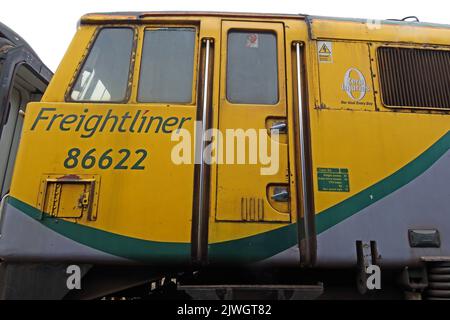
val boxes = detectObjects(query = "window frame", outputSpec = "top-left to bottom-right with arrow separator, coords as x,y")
65,25 -> 137,104
225,28 -> 281,106
135,25 -> 199,106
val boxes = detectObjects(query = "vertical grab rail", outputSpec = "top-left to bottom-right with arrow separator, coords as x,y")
194,38 -> 213,264
294,42 -> 315,266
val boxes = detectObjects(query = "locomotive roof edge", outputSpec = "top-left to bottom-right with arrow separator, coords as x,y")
78,11 -> 450,47
79,11 -> 450,30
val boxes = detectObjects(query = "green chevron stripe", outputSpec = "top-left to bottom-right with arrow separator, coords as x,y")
316,131 -> 450,234
7,197 -> 191,264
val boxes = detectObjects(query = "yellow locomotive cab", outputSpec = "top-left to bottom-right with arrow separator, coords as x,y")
0,12 -> 449,299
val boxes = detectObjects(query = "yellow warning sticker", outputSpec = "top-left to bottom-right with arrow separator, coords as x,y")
318,41 -> 333,63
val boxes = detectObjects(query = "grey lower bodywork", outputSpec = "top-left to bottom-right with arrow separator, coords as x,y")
0,202 -> 129,264
0,204 -> 167,299
263,150 -> 450,268
315,150 -> 450,268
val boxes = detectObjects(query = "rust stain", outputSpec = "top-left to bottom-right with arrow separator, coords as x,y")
57,174 -> 81,181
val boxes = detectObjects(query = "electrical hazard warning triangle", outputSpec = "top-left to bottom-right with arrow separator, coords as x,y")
319,43 -> 331,54
318,41 -> 333,63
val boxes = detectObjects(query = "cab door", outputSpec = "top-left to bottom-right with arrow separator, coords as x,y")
215,21 -> 291,223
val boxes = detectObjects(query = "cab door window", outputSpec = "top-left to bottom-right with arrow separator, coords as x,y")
226,31 -> 279,105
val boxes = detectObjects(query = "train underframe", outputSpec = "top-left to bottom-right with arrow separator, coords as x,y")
2,261 -> 449,300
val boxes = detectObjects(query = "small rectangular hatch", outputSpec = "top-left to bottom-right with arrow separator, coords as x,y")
37,174 -> 100,220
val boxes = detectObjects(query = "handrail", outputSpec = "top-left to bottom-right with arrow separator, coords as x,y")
294,42 -> 314,266
195,38 -> 212,263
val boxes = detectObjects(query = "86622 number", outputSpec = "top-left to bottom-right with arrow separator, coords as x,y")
64,148 -> 148,170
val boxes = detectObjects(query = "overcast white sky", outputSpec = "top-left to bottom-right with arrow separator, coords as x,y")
1,0 -> 448,71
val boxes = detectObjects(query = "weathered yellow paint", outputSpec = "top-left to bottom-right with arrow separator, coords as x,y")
310,109 -> 450,213
317,41 -> 375,111
12,103 -> 197,242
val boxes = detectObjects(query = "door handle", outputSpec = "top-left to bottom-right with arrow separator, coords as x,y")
270,121 -> 287,133
271,187 -> 289,202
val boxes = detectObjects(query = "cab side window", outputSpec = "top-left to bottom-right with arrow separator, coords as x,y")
226,31 -> 279,104
138,28 -> 196,103
70,28 -> 134,102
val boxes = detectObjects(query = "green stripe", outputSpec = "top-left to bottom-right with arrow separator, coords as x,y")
8,197 -> 191,264
7,131 -> 450,263
316,131 -> 450,234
